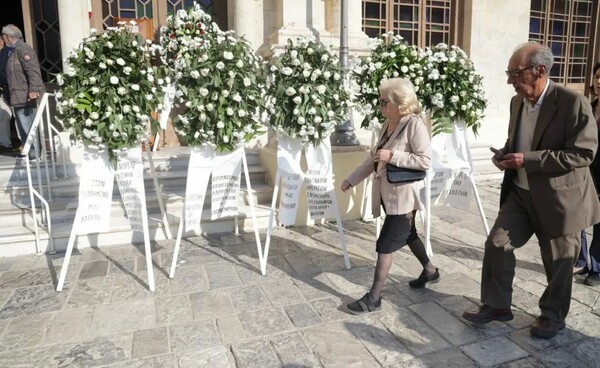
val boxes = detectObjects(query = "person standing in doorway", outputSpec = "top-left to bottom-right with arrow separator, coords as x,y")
462,42 -> 600,339
2,24 -> 44,159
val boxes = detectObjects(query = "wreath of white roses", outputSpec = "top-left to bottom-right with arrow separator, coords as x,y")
159,4 -> 267,151
353,33 -> 425,130
420,43 -> 488,135
55,26 -> 160,164
265,36 -> 353,145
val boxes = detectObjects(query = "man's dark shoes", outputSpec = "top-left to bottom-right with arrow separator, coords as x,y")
530,316 -> 565,339
573,266 -> 588,275
347,293 -> 381,315
462,304 -> 514,324
409,268 -> 440,288
584,273 -> 600,286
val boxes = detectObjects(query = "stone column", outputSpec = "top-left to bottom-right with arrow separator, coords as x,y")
308,0 -> 331,40
266,0 -> 312,51
57,0 -> 91,71
323,0 -> 369,53
462,0 -> 530,148
229,0 -> 264,50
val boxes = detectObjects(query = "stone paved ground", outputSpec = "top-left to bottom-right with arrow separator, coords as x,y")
0,179 -> 599,367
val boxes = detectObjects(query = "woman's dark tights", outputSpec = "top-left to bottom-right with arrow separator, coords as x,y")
368,237 -> 434,302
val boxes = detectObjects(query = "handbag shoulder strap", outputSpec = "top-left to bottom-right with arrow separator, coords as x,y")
390,117 -> 412,144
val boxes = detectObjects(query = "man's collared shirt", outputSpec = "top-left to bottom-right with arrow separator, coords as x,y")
514,78 -> 551,190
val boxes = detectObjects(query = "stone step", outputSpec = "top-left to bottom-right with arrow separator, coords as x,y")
0,182 -> 273,227
0,146 -> 275,256
0,147 -> 264,186
0,164 -> 268,201
0,202 -> 274,257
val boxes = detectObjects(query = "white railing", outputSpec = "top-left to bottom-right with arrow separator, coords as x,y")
21,92 -> 68,254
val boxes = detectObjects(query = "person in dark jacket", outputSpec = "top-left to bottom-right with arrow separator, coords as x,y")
0,36 -> 13,151
574,61 -> 600,286
1,24 -> 45,159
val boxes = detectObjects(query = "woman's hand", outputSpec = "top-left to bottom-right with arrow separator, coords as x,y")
375,149 -> 392,163
340,179 -> 352,192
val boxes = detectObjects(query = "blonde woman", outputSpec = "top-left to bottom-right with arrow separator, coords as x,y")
341,78 -> 439,314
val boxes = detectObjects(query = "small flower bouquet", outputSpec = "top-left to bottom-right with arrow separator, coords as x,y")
352,33 -> 425,130
265,36 -> 353,145
55,25 -> 160,164
159,4 -> 268,151
420,43 -> 487,135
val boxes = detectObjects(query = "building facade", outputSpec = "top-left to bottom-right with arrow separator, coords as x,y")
6,0 -> 600,149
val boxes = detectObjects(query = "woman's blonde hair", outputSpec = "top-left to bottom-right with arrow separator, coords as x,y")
379,78 -> 421,115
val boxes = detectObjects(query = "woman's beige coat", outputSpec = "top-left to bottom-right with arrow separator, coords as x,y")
345,114 -> 431,217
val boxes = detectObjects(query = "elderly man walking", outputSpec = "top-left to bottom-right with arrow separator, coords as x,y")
462,41 -> 600,339
2,24 -> 45,159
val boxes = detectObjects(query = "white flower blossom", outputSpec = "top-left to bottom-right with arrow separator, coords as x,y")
285,87 -> 297,96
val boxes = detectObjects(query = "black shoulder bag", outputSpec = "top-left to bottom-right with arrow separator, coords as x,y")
384,122 -> 427,183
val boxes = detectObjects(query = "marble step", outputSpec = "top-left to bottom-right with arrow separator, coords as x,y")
0,182 -> 273,228
0,201 -> 275,257
0,147 -> 264,185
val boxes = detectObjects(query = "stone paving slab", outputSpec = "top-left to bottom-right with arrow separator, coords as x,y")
0,180 -> 599,367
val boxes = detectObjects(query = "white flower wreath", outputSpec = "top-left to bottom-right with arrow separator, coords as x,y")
353,33 -> 487,136
353,33 -> 425,130
419,43 -> 487,135
55,25 -> 160,165
159,4 -> 268,151
265,36 -> 353,145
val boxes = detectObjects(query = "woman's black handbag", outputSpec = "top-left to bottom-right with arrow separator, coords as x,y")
381,121 -> 426,183
386,163 -> 426,183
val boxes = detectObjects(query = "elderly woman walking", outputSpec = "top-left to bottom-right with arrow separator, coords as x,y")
340,77 -> 439,314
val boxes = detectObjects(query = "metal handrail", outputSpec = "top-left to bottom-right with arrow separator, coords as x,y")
21,92 -> 68,254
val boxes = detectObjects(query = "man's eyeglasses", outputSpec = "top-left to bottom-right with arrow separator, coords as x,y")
379,99 -> 389,107
505,65 -> 535,78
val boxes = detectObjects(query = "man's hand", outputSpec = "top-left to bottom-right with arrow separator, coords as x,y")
27,92 -> 39,101
499,152 -> 525,169
340,179 -> 352,193
490,147 -> 505,170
